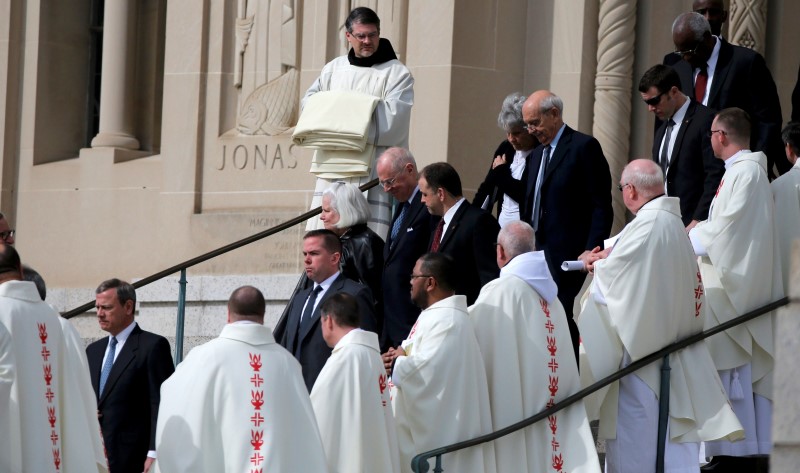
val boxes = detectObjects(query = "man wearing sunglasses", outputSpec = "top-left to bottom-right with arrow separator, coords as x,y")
638,64 -> 723,230
671,12 -> 788,177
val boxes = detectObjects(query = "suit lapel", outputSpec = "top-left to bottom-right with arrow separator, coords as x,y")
99,325 -> 140,405
707,40 -> 732,106
438,201 -> 469,251
668,102 -> 696,177
285,286 -> 312,352
385,193 -> 424,262
89,339 -> 107,397
543,126 -> 573,183
298,275 -> 344,343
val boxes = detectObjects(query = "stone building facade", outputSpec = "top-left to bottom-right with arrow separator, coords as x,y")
1,0 -> 797,345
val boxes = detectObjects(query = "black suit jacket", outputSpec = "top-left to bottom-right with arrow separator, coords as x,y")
474,140 -> 521,215
431,200 -> 500,304
381,191 -> 437,349
523,126 -> 613,314
653,100 -> 725,225
274,273 -> 376,391
86,324 -> 174,473
673,39 -> 789,174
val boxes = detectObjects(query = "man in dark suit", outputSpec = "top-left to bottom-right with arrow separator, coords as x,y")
639,64 -> 724,228
672,12 -> 789,176
418,162 -> 499,304
376,148 -> 437,350
274,229 -> 376,391
86,278 -> 174,473
520,90 -> 613,356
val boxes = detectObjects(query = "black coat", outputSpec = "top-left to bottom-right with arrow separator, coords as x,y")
474,140 -> 518,215
274,273 -> 376,391
86,324 -> 174,473
431,201 -> 500,305
381,191 -> 437,349
652,100 -> 724,225
340,223 -> 385,313
673,39 -> 789,174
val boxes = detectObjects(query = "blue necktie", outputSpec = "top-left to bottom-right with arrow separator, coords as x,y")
390,202 -> 408,247
99,336 -> 118,395
532,145 -> 551,231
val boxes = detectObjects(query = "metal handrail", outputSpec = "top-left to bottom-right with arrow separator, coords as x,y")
411,296 -> 790,473
62,178 -> 380,319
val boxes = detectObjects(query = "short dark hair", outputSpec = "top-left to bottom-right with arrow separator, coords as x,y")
345,7 -> 380,33
715,107 -> 751,144
638,64 -> 682,94
782,122 -> 800,156
22,265 -> 47,300
418,252 -> 457,293
0,243 -> 21,277
303,229 -> 342,254
228,286 -> 266,319
320,292 -> 361,328
419,162 -> 462,198
95,278 -> 136,307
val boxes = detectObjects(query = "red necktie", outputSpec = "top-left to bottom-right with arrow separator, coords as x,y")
430,219 -> 444,252
695,65 -> 708,103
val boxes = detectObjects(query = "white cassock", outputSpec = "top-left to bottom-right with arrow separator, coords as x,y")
155,322 -> 329,473
310,329 -> 400,473
391,295 -> 496,473
469,250 -> 600,473
771,160 -> 800,294
580,197 -> 743,473
302,53 -> 414,237
0,280 -> 108,473
690,151 -> 782,457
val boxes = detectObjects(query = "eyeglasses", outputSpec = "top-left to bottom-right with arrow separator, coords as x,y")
707,129 -> 727,137
350,31 -> 379,41
643,92 -> 664,106
410,273 -> 432,281
0,229 -> 14,241
673,42 -> 702,57
617,183 -> 631,192
379,171 -> 404,188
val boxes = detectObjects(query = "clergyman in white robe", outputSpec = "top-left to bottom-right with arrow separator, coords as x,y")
469,227 -> 600,473
689,150 -> 782,457
391,294 -> 496,473
0,279 -> 108,473
771,156 -> 800,295
155,322 -> 328,473
581,196 -> 744,472
310,328 -> 400,473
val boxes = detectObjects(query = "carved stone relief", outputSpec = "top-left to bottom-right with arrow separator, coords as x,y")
728,0 -> 767,54
234,0 -> 300,136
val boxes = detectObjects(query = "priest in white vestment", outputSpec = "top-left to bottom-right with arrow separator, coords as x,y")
688,108 -> 782,469
469,220 -> 600,473
387,253 -> 496,473
580,160 -> 743,473
772,122 -> 800,294
310,292 -> 400,473
300,7 -> 414,236
0,244 -> 108,473
155,286 -> 328,473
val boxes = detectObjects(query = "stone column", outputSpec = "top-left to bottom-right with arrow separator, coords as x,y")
592,0 -> 637,233
90,0 -> 140,150
772,241 -> 800,472
728,0 -> 767,54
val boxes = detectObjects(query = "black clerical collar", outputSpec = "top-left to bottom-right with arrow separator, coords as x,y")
348,38 -> 398,67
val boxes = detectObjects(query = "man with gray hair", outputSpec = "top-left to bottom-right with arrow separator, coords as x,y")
580,160 -> 743,473
376,147 -> 437,350
671,11 -> 787,176
522,90 -> 613,359
469,220 -> 599,473
475,93 -> 540,225
0,212 -> 15,245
